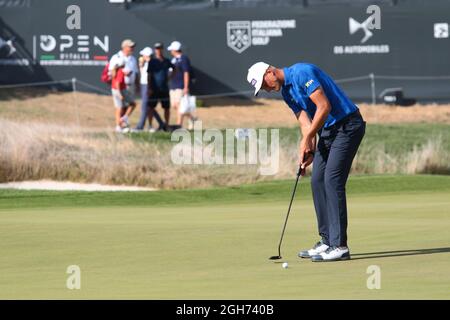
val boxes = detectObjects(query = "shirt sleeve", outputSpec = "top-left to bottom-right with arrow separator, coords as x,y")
297,66 -> 321,97
108,55 -> 118,71
180,56 -> 191,73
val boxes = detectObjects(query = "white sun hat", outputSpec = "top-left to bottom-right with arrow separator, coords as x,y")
167,41 -> 182,51
139,47 -> 153,57
247,62 -> 270,96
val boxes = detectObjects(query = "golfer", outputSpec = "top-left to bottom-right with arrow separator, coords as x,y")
247,62 -> 366,262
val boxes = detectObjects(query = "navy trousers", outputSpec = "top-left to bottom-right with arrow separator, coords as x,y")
311,110 -> 366,247
136,84 -> 165,130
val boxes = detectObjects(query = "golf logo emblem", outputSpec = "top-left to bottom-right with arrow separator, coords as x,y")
251,78 -> 257,87
334,5 -> 389,55
40,35 -> 57,52
227,21 -> 251,54
33,5 -> 109,66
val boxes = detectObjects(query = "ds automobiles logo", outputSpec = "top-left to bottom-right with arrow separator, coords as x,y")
348,5 -> 381,44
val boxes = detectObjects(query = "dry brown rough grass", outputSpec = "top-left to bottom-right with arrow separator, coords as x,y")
0,90 -> 449,189
1,90 -> 450,129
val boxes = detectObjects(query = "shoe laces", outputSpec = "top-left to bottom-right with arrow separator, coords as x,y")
325,246 -> 338,254
313,240 -> 324,249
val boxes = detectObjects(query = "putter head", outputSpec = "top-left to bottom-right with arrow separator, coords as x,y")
269,255 -> 282,260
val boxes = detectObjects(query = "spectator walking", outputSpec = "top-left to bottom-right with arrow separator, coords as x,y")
135,46 -> 166,132
167,40 -> 195,128
135,47 -> 153,131
109,39 -> 139,129
110,57 -> 133,132
147,42 -> 172,131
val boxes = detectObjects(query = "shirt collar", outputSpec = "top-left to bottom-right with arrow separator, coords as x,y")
283,67 -> 292,86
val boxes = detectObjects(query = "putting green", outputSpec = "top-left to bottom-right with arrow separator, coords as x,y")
0,175 -> 449,299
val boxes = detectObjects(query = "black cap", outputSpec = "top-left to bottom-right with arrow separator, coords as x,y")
154,42 -> 163,49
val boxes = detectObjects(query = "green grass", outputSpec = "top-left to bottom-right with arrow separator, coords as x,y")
1,175 -> 449,209
0,175 -> 449,299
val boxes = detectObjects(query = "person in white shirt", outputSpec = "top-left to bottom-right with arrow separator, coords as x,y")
108,39 -> 139,129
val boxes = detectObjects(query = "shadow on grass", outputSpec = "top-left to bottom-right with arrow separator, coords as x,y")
351,247 -> 450,260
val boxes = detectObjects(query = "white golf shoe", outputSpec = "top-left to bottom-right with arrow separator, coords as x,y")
311,246 -> 351,262
120,115 -> 130,128
298,240 -> 330,258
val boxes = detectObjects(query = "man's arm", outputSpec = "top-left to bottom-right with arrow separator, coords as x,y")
296,110 -> 316,173
298,87 -> 331,171
297,110 -> 312,140
182,57 -> 191,95
183,71 -> 190,95
306,87 -> 331,138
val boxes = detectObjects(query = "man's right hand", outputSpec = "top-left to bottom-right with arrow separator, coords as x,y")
300,152 -> 314,175
299,136 -> 315,175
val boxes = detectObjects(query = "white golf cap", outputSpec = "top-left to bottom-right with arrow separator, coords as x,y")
139,47 -> 153,56
167,41 -> 182,51
247,62 -> 270,96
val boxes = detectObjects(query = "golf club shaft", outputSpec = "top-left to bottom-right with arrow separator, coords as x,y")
277,166 -> 302,257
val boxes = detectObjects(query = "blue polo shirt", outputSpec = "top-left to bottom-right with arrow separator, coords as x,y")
281,63 -> 358,128
170,54 -> 191,90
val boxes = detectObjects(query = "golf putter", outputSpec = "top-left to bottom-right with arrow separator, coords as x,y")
269,165 -> 303,260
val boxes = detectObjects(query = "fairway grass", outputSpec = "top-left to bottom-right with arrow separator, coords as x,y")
0,175 -> 449,299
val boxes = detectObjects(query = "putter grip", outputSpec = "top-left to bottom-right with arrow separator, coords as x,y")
298,151 -> 313,177
296,165 -> 302,177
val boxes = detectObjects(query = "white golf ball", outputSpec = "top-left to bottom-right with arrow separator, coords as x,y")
282,262 -> 288,269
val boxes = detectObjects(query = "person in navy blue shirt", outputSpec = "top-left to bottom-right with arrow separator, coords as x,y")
167,40 -> 196,128
247,62 -> 366,262
147,42 -> 172,131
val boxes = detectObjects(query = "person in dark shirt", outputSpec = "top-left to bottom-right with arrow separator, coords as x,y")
167,40 -> 195,128
147,42 -> 172,131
